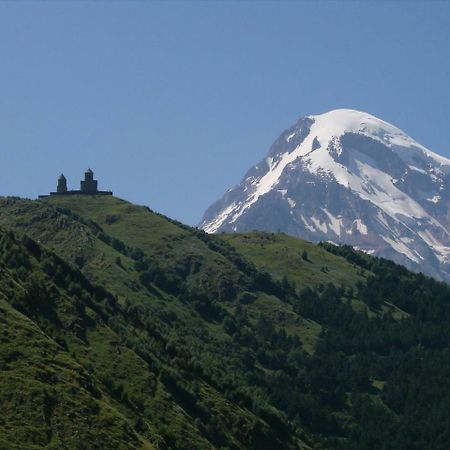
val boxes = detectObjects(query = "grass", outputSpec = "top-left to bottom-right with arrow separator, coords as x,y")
220,231 -> 365,289
0,296 -> 152,450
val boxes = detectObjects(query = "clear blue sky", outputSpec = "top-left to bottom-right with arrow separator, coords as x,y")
0,1 -> 449,225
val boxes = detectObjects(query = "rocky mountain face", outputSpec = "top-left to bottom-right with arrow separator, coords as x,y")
200,109 -> 450,281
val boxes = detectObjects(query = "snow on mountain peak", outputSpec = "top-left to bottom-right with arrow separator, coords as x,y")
307,109 -> 398,145
305,109 -> 450,168
308,109 -> 409,144
203,109 -> 448,234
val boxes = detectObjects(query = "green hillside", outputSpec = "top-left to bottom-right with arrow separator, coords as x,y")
1,195 -> 450,449
222,232 -> 365,288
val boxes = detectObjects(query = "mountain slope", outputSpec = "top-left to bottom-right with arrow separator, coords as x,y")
0,196 -> 317,449
200,109 -> 450,281
4,195 -> 450,448
0,228 -> 156,450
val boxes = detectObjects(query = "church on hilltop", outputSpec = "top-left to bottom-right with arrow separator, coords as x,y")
40,169 -> 112,198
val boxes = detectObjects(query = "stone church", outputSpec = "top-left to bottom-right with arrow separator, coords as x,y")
40,169 -> 112,197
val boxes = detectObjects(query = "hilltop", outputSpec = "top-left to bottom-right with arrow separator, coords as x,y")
2,195 -> 450,449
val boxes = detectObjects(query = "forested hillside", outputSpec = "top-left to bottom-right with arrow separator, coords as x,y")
1,195 -> 450,449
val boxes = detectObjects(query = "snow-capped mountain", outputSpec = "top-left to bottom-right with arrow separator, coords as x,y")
200,109 -> 450,281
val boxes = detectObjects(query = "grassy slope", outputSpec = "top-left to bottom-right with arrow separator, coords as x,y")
0,265 -> 153,450
42,195 -> 247,295
42,196 -> 314,447
220,232 -> 376,349
0,225 -> 212,449
221,232 -> 364,289
0,194 -> 426,450
33,196 -> 324,353
0,196 -> 313,449
43,196 -> 363,288
39,196 -> 367,350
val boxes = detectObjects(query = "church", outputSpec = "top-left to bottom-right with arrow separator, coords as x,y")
40,169 -> 112,197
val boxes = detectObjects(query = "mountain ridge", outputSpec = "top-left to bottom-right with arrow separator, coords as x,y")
201,109 -> 450,281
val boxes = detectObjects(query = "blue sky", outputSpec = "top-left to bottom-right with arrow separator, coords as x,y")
0,1 -> 449,225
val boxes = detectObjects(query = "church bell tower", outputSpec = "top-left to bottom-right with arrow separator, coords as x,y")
57,174 -> 67,193
80,168 -> 98,193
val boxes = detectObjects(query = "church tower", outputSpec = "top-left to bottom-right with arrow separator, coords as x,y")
57,174 -> 67,193
80,168 -> 98,193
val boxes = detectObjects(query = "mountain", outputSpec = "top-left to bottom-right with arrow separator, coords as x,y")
4,195 -> 450,448
200,109 -> 450,281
